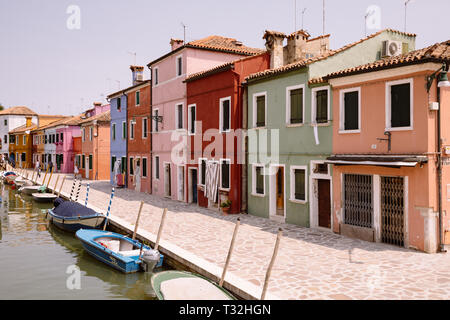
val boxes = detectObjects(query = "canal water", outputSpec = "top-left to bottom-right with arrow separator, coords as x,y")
0,183 -> 162,300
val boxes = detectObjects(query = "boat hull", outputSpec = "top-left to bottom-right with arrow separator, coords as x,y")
32,193 -> 58,203
20,186 -> 44,195
47,209 -> 105,232
76,229 -> 163,273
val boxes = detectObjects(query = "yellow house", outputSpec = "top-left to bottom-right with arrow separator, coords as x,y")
8,116 -> 36,168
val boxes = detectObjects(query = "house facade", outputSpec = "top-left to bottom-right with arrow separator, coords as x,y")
148,35 -> 264,202
108,86 -> 128,186
185,52 -> 270,213
8,116 -> 36,168
54,116 -> 82,173
79,105 -> 111,180
126,76 -> 151,193
244,29 -> 416,228
325,40 -> 450,253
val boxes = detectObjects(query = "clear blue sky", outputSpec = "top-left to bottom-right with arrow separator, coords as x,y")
1,0 -> 449,116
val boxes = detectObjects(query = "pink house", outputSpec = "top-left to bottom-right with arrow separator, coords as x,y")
325,40 -> 450,253
147,36 -> 264,201
54,115 -> 83,173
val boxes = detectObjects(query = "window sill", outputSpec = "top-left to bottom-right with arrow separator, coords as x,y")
338,129 -> 360,134
251,192 -> 265,198
286,123 -> 304,128
311,122 -> 331,127
385,126 -> 413,132
289,198 -> 307,204
252,126 -> 266,130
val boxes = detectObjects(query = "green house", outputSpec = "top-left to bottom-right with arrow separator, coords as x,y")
244,29 -> 416,228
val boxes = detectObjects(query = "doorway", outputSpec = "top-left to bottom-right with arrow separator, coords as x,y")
164,163 -> 171,197
317,179 -> 331,228
269,165 -> 285,221
381,176 -> 405,247
85,155 -> 89,179
178,165 -> 185,201
188,168 -> 198,204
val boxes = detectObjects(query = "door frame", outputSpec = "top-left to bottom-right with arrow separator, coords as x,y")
188,167 -> 198,204
269,163 -> 286,223
309,160 -> 333,231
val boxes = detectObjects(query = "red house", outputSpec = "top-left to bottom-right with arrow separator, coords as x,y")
185,53 -> 270,213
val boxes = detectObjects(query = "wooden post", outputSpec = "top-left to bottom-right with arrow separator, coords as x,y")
132,201 -> 144,240
154,208 -> 168,251
52,174 -> 60,194
41,167 -> 49,186
57,176 -> 66,197
31,168 -> 36,184
261,228 -> 282,300
46,167 -> 54,188
219,218 -> 240,287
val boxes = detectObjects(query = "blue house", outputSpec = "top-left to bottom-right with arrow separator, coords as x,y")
107,90 -> 128,186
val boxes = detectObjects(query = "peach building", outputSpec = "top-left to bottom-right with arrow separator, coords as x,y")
325,40 -> 450,253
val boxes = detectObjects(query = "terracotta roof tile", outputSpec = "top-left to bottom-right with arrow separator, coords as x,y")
79,110 -> 111,125
9,123 -> 37,134
325,40 -> 450,79
246,28 -> 417,82
0,106 -> 37,116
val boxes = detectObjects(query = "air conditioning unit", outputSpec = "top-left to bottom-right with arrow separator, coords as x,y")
382,40 -> 403,57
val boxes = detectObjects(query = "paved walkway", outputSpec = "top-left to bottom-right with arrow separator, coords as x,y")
29,170 -> 450,300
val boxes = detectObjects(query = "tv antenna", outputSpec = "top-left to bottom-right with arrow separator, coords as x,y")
181,22 -> 187,43
301,8 -> 307,30
404,0 -> 412,32
128,51 -> 137,65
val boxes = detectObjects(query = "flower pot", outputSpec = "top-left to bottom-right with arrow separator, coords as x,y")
221,206 -> 230,214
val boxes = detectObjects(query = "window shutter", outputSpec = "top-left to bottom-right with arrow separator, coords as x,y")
391,83 -> 410,128
222,100 -> 230,131
256,96 -> 265,127
344,91 -> 359,130
290,88 -> 303,124
294,169 -> 305,200
315,90 -> 328,123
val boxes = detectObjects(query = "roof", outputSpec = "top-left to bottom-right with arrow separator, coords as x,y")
9,123 -> 37,134
0,106 -> 37,116
184,52 -> 268,83
107,80 -> 150,99
79,110 -> 111,125
325,40 -> 450,80
147,35 -> 265,67
245,29 -> 417,83
30,116 -> 70,132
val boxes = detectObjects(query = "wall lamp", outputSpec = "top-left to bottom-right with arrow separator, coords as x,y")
150,115 -> 163,123
426,63 -> 450,93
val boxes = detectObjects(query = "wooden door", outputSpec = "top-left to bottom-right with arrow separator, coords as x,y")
318,179 -> 331,228
276,167 -> 284,216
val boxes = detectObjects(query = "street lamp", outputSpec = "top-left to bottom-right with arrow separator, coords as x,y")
426,64 -> 450,92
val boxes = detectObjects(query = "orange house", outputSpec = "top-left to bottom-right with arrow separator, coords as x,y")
79,110 -> 111,180
8,116 -> 36,168
325,40 -> 450,253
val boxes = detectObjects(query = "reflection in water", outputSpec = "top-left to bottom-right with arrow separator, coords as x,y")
0,183 -> 161,299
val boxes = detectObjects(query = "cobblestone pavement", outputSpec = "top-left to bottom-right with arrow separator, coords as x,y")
33,171 -> 450,300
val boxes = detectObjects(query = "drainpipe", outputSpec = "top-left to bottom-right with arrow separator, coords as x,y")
241,81 -> 248,214
148,67 -> 153,195
437,82 -> 444,252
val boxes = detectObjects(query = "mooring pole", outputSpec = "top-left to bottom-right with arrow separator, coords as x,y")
84,183 -> 90,206
154,208 -> 168,251
261,228 -> 282,300
103,187 -> 115,231
52,174 -> 60,194
219,218 -> 240,287
132,201 -> 144,240
57,175 -> 66,197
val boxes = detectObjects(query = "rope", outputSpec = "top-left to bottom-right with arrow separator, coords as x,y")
85,183 -> 90,206
74,180 -> 81,202
69,178 -> 76,201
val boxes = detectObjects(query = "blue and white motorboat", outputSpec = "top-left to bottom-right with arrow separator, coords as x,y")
76,229 -> 163,273
47,199 -> 105,232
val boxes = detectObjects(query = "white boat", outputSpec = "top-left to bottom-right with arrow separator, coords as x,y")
32,192 -> 57,202
19,185 -> 45,195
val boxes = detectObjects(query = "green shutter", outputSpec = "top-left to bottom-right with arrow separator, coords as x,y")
256,96 -> 265,127
315,90 -> 328,123
290,88 -> 303,124
344,91 -> 359,130
294,169 -> 305,200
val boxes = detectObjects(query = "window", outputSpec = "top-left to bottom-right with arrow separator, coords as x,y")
130,120 -> 135,140
82,128 -> 85,142
16,136 -> 18,145
117,97 -> 121,110
142,158 -> 147,177
220,159 -> 231,190
89,155 -> 93,170
3,135 -> 6,144
175,103 -> 183,129
176,55 -> 182,77
253,92 -> 266,128
286,85 -> 305,125
121,156 -> 127,174
142,118 -> 148,138
188,104 -> 196,135
4,119 -> 7,126
82,155 -> 85,169
56,133 -> 59,143
386,78 -> 413,130
89,127 -> 93,141
112,123 -> 116,140
339,87 -> 360,132
23,135 -> 26,145
60,132 -> 63,142
153,109 -> 159,132
111,156 -> 116,172
129,157 -> 134,175
155,156 -> 160,179
136,91 -> 140,106
312,86 -> 330,124
199,158 -> 206,186
21,153 -> 26,162
220,97 -> 231,132
122,121 -> 126,139
251,164 -> 265,196
154,67 -> 159,86
290,166 -> 307,202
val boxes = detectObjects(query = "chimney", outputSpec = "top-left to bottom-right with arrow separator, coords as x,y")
25,116 -> 32,128
170,38 -> 184,51
286,30 -> 310,64
263,30 -> 286,69
130,65 -> 144,85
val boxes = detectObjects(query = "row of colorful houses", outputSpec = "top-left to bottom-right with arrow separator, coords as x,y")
5,28 -> 450,253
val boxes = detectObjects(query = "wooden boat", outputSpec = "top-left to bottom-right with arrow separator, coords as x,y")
76,229 -> 163,273
32,192 -> 58,203
4,173 -> 17,185
19,185 -> 45,195
13,178 -> 32,187
151,270 -> 236,300
47,199 -> 105,232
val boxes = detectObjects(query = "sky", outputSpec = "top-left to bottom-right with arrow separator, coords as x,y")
1,0 -> 449,116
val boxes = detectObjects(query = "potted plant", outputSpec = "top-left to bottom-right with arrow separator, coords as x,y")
220,200 -> 232,214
